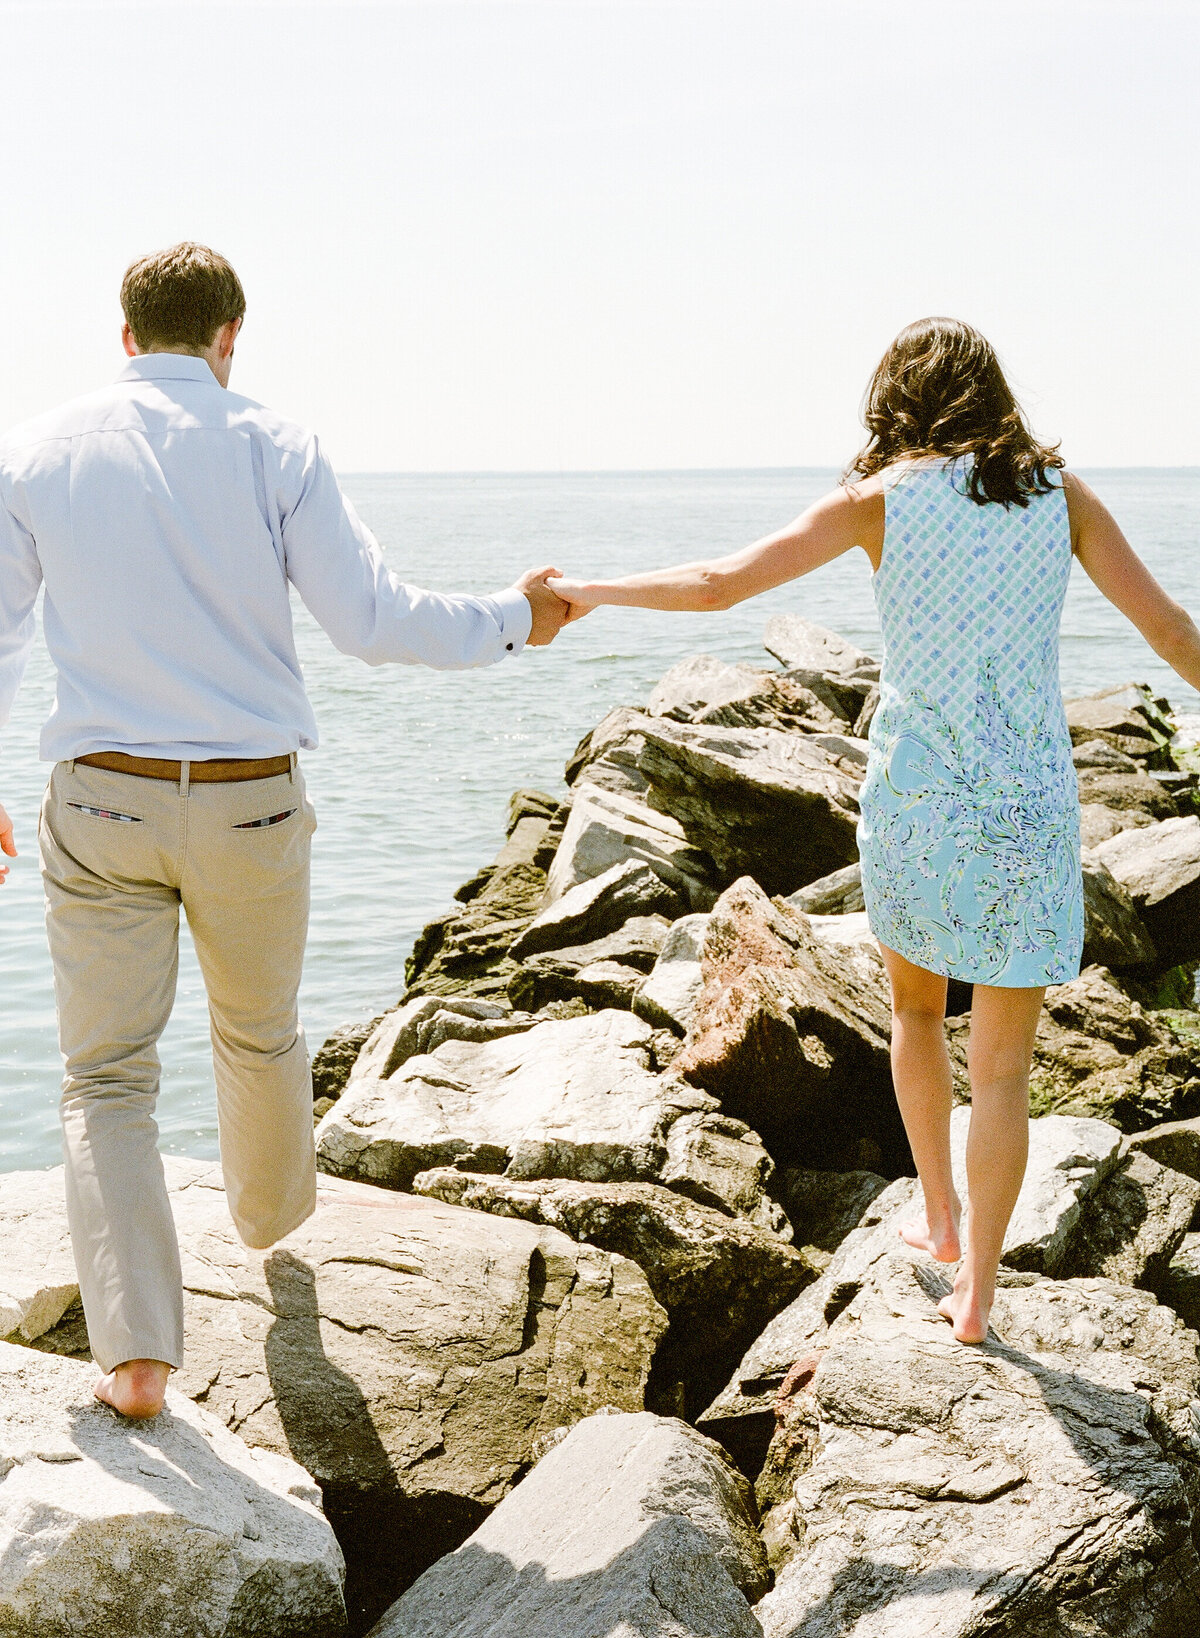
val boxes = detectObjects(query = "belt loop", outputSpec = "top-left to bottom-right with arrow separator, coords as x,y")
180,760 -> 191,799
289,752 -> 297,785
64,758 -> 75,775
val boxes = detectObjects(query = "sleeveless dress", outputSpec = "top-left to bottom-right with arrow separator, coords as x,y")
857,458 -> 1083,986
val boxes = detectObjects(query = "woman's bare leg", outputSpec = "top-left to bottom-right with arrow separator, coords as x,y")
878,943 -> 961,1262
939,981 -> 1045,1344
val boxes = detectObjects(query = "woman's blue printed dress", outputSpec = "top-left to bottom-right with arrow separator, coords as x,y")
858,459 -> 1083,986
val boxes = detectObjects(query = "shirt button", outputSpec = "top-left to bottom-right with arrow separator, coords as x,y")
506,642 -> 514,651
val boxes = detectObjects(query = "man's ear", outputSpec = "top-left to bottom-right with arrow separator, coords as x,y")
216,317 -> 242,360
121,322 -> 139,358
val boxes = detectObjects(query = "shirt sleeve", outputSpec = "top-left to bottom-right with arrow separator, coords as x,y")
278,436 -> 533,667
0,485 -> 41,728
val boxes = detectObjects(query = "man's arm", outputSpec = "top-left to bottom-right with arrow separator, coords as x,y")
279,437 -> 564,665
0,483 -> 43,876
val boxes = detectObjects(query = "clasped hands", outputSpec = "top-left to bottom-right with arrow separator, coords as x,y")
515,566 -> 593,647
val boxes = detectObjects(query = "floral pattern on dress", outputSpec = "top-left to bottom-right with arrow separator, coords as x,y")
857,460 -> 1082,986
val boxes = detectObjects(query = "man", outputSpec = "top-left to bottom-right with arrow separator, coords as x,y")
0,242 -> 569,1419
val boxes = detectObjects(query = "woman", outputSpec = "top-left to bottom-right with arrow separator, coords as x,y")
548,317 -> 1200,1345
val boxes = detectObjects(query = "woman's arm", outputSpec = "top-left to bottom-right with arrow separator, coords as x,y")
547,480 -> 883,616
1065,472 -> 1200,693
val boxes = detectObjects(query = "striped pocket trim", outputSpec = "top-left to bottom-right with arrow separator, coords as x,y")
66,802 -> 142,823
233,808 -> 298,830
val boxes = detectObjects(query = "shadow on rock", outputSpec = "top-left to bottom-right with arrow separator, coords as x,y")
262,1250 -> 486,1637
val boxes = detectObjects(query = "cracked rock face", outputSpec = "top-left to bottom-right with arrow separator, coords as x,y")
316,1009 -> 784,1228
0,1340 -> 346,1638
0,1162 -> 666,1635
369,1411 -> 769,1638
409,1169 -> 817,1419
674,878 -> 907,1175
749,1253 -> 1200,1638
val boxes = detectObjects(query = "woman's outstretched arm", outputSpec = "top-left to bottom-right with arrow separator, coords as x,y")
1065,472 -> 1200,692
547,480 -> 883,616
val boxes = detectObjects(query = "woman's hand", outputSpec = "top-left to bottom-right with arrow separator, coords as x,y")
544,577 -> 600,622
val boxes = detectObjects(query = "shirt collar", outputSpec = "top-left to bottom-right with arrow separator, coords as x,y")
117,353 -> 220,386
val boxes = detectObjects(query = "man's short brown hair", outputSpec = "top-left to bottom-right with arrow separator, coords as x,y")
120,242 -> 246,352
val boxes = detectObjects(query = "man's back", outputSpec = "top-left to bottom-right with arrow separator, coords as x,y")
0,354 -> 532,763
2,354 -> 316,760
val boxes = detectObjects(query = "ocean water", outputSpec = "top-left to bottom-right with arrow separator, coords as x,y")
1,467 -> 1197,1172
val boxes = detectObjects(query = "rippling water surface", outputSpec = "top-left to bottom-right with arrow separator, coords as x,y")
1,468 -> 1197,1170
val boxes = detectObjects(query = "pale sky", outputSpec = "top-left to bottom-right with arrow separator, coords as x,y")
0,0 -> 1195,472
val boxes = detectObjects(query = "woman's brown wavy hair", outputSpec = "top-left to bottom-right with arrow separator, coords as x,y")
846,317 -> 1064,507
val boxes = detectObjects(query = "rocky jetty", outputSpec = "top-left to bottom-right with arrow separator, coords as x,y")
7,615 -> 1200,1636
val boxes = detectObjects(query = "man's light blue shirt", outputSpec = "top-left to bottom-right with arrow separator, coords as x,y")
0,353 -> 533,762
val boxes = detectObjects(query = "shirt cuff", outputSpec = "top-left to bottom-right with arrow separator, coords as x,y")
491,585 -> 534,658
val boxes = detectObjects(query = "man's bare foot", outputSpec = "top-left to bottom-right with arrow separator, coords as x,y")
899,1198 -> 962,1262
94,1358 -> 171,1419
937,1274 -> 991,1345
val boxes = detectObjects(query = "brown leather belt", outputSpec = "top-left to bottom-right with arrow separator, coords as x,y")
76,751 -> 294,784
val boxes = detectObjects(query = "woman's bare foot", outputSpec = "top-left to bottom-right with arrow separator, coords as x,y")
937,1272 -> 991,1344
899,1197 -> 962,1262
94,1358 -> 172,1419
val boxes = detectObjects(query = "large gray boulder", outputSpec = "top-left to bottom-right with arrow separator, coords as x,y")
786,861 -> 865,915
352,995 -> 538,1085
632,912 -> 710,1035
1092,815 -> 1200,966
1127,1115 -> 1200,1180
674,878 -> 906,1175
780,1167 -> 889,1260
410,1169 -> 816,1418
1080,851 -> 1158,968
0,1162 -> 667,1634
368,1411 -> 768,1638
0,1341 -> 346,1638
749,1251 -> 1200,1637
1058,1146 -> 1200,1292
703,1112 -> 1133,1445
317,1009 -> 783,1227
545,753 -> 718,908
510,860 -> 684,960
648,653 -> 844,733
508,916 -> 670,1012
762,614 -> 880,680
949,1106 -> 1124,1275
1064,682 -> 1175,761
561,708 -> 865,900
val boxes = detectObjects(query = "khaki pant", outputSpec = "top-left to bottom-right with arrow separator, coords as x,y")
39,759 -> 318,1373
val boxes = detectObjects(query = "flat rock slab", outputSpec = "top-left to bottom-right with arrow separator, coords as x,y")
369,1411 -> 768,1638
511,859 -> 684,959
0,1162 -> 666,1634
353,996 -> 537,1086
786,862 -> 865,915
317,1009 -> 781,1227
751,1253 -> 1200,1638
0,1341 -> 346,1638
1092,815 -> 1200,966
949,1106 -> 1124,1274
410,1169 -> 817,1418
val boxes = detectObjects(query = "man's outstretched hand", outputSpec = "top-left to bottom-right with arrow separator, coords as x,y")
516,564 -> 574,647
0,803 -> 15,884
